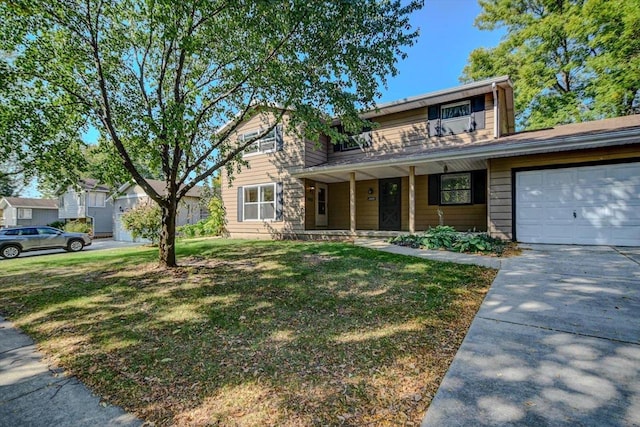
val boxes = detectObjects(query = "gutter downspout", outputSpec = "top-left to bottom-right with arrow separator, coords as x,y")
85,192 -> 95,239
492,82 -> 499,138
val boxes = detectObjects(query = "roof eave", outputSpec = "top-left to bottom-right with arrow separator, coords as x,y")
291,128 -> 640,177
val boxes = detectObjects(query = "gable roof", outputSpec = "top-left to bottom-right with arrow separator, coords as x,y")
78,178 -> 111,192
0,197 -> 58,209
115,179 -> 203,199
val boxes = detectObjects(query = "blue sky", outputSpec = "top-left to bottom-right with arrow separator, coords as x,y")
24,1 -> 503,197
379,0 -> 504,103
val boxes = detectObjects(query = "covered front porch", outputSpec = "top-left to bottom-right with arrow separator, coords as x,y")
293,158 -> 489,234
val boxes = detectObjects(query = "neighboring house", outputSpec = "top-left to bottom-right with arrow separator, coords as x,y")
221,75 -> 640,246
112,179 -> 204,242
0,197 -> 59,228
58,178 -> 114,238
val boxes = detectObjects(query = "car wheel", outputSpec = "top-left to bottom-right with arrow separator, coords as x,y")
68,239 -> 85,252
1,245 -> 21,259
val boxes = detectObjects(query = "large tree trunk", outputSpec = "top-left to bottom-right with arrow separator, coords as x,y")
159,201 -> 178,267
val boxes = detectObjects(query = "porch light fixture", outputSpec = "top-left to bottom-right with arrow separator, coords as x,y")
443,164 -> 448,174
308,184 -> 316,192
368,187 -> 374,195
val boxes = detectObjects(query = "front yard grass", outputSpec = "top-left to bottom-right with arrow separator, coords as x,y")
0,239 -> 496,426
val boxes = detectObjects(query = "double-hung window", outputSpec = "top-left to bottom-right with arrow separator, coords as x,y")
243,183 -> 276,221
440,173 -> 472,205
87,192 -> 106,207
428,170 -> 487,206
241,128 -> 277,155
17,208 -> 32,219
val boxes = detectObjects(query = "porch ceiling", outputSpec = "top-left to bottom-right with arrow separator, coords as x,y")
298,158 -> 487,183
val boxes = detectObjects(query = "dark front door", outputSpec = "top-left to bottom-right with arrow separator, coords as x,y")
379,178 -> 401,230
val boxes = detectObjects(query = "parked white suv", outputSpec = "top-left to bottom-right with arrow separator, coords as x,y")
0,226 -> 92,259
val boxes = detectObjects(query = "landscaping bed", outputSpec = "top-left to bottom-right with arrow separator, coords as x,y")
0,239 -> 496,426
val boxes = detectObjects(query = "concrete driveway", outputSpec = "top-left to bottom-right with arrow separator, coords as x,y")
423,245 -> 640,426
3,239 -> 145,259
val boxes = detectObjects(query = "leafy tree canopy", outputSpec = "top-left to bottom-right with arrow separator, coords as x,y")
1,0 -> 422,266
462,0 -> 640,129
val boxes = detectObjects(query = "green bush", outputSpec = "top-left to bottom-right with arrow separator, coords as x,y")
389,226 -> 507,255
421,225 -> 457,249
64,220 -> 92,234
121,203 -> 161,244
178,197 -> 226,238
48,220 -> 66,230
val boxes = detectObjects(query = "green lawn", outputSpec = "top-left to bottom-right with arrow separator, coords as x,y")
0,239 -> 495,426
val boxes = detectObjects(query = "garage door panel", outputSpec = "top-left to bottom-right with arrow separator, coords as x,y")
515,162 -> 640,246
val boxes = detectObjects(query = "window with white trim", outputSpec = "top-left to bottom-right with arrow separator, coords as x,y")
17,208 -> 33,219
241,128 -> 277,155
440,173 -> 471,205
243,183 -> 276,220
87,192 -> 106,207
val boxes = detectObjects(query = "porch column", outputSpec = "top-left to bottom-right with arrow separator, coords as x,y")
349,172 -> 356,233
409,166 -> 416,234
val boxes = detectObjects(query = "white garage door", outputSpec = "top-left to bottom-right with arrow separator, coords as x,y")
515,162 -> 640,246
114,213 -> 134,242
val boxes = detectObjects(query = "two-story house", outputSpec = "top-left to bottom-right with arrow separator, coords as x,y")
221,76 -> 640,246
58,178 -> 114,237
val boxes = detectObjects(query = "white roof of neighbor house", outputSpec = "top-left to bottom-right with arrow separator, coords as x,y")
0,197 -> 58,209
115,179 -> 203,199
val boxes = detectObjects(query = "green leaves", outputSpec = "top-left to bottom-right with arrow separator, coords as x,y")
463,0 -> 640,129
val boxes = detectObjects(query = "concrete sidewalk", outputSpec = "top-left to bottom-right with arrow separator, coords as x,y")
421,245 -> 640,426
0,316 -> 140,427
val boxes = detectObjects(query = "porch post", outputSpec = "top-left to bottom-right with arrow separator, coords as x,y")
409,166 -> 416,234
349,172 -> 356,233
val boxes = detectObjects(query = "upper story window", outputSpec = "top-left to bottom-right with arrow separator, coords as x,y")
428,96 -> 485,137
331,125 -> 373,152
241,127 -> 279,155
441,101 -> 470,120
87,192 -> 106,207
17,208 -> 32,219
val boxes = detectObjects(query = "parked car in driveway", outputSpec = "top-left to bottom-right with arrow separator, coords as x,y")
0,226 -> 92,259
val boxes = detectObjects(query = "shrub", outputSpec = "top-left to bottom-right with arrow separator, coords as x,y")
48,220 -> 66,230
421,225 -> 457,249
64,220 -> 92,234
178,197 -> 226,238
389,226 -> 508,256
121,203 -> 161,244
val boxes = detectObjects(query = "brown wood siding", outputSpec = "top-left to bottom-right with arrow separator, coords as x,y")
414,175 -> 487,231
221,113 -> 306,238
328,182 -> 350,229
488,144 -> 640,240
356,180 -> 379,230
327,94 -> 496,164
305,135 -> 328,167
304,179 -> 316,230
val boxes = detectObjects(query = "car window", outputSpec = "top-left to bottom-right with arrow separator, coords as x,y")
3,229 -> 19,236
19,228 -> 38,236
37,228 -> 59,235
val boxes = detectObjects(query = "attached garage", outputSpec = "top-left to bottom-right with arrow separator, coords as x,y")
515,162 -> 640,246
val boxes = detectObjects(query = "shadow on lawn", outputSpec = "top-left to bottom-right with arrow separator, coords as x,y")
0,240 -> 492,426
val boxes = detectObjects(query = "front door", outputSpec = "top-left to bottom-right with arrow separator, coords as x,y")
315,183 -> 328,227
379,178 -> 401,230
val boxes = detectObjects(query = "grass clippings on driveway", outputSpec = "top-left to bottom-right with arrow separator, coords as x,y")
0,239 -> 496,426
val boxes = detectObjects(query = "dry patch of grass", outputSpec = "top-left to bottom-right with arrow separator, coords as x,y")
0,239 -> 496,426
